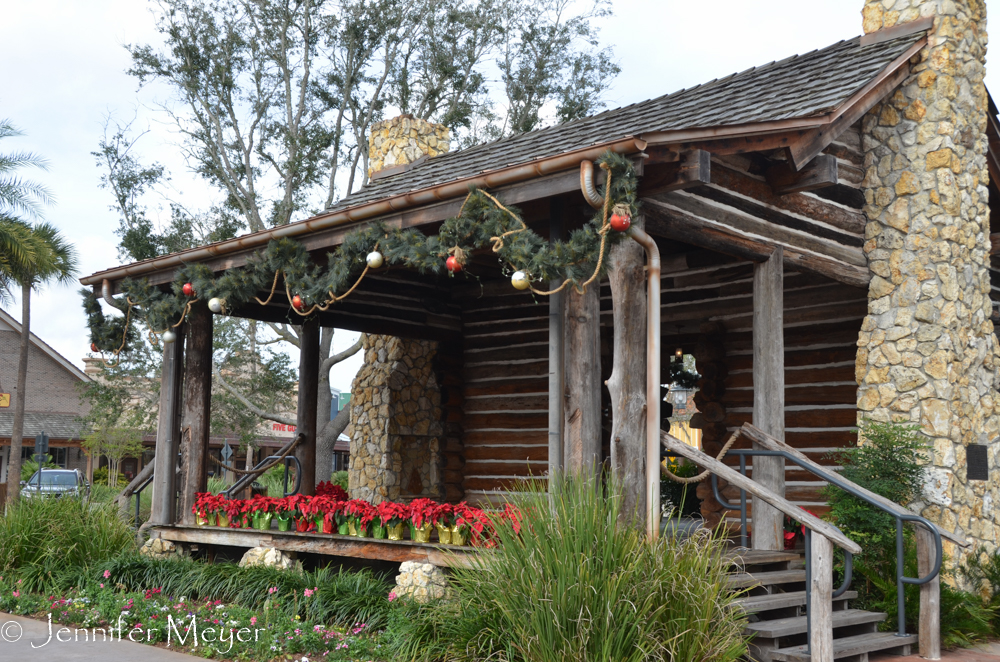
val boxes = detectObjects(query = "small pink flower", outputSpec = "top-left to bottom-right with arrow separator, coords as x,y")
387,591 -> 397,602
250,616 -> 257,626
103,570 -> 110,579
303,588 -> 314,597
268,587 -> 278,595
99,583 -> 104,589
12,591 -> 19,598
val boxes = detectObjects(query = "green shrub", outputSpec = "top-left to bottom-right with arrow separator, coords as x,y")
92,467 -> 128,487
825,419 -> 928,579
661,461 -> 702,518
20,458 -> 59,482
386,473 -> 747,662
0,497 -> 135,592
333,470 -> 349,491
960,546 -> 1000,634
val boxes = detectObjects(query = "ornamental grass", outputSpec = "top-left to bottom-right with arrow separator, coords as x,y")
387,473 -> 747,662
0,495 -> 135,592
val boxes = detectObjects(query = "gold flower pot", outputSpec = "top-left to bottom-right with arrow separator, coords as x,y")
436,524 -> 452,545
450,525 -> 468,546
411,523 -> 432,543
387,523 -> 405,541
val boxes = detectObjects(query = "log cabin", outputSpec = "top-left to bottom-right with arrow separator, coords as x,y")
80,4 -> 998,575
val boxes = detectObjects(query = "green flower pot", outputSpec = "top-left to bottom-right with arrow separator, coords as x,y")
275,516 -> 293,532
337,521 -> 350,535
254,513 -> 273,531
315,517 -> 328,534
372,524 -> 386,540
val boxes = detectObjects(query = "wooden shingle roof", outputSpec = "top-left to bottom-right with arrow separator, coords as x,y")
331,33 -> 923,213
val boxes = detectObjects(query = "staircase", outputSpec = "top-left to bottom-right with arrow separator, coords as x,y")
728,550 -> 917,662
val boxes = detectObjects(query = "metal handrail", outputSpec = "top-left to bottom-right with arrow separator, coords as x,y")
703,447 -> 944,642
223,455 -> 301,499
132,473 -> 154,529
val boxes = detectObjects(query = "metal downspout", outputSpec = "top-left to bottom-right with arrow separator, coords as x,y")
628,226 -> 662,539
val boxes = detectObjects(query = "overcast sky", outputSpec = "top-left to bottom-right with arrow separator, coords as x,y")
0,0 -> 995,392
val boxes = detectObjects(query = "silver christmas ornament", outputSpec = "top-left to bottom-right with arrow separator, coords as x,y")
511,270 -> 530,291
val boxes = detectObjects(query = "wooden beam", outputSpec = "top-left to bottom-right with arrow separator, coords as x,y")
180,304 -> 213,526
642,197 -> 870,287
548,197 -> 565,477
296,318 -> 320,496
151,324 -> 184,525
563,284 -> 601,477
917,526 -> 942,660
859,15 -> 933,47
809,533 -> 835,660
752,246 -> 785,551
765,154 -> 838,195
638,150 -> 711,197
991,233 -> 1000,255
661,431 -> 861,553
644,131 -> 809,164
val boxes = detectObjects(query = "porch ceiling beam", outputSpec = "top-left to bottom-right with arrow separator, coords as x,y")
642,196 -> 870,287
637,150 -> 711,197
765,154 -> 838,195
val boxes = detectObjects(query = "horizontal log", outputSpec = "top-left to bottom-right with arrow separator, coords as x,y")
462,412 -> 549,430
724,364 -> 856,389
724,384 -> 858,407
727,345 -> 857,371
463,460 -> 547,477
464,378 -> 549,397
463,476 -> 539,491
465,343 -> 549,364
726,407 -> 859,428
464,445 -> 548,461
463,395 -> 548,412
464,329 -> 549,350
638,149 -> 711,197
464,361 -> 548,381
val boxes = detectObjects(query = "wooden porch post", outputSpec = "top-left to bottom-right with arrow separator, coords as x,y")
563,285 -> 601,476
179,304 -> 213,525
917,527 -> 941,659
752,246 -> 785,550
296,318 -> 320,496
548,200 -> 565,479
607,216 -> 648,525
150,324 -> 185,525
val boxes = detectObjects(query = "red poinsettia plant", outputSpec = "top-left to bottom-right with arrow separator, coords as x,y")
344,499 -> 376,527
431,502 -> 456,527
454,503 -> 495,547
408,498 -> 437,528
248,495 -> 278,514
315,481 -> 349,501
193,492 -> 225,519
374,501 -> 409,528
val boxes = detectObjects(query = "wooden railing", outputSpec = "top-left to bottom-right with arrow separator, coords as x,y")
662,424 -> 963,661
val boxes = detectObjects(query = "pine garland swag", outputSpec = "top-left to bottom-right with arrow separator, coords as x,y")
85,151 -> 639,356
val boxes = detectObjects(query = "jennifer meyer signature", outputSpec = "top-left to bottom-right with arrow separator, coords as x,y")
1,613 -> 266,653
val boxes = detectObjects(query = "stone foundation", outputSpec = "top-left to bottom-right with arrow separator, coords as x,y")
348,335 -> 444,502
239,547 -> 300,571
139,537 -> 188,560
858,0 -> 1000,561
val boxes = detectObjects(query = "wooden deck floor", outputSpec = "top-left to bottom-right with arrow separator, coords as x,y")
154,525 -> 479,568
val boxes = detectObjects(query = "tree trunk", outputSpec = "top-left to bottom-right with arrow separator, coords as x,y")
607,221 -> 647,526
315,328 -> 334,483
179,303 -> 213,525
563,285 -> 601,477
317,406 -> 350,482
296,318 -> 320,495
6,281 -> 32,504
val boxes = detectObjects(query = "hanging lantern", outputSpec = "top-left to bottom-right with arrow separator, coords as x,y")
182,282 -> 195,297
675,347 -> 683,359
366,251 -> 384,269
162,329 -> 177,344
90,342 -> 98,353
511,270 -> 530,291
446,256 -> 463,273
292,294 -> 305,311
609,203 -> 632,232
208,297 -> 224,314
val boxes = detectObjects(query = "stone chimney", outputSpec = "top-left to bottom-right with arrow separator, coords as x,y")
856,1 -> 997,556
367,114 -> 450,177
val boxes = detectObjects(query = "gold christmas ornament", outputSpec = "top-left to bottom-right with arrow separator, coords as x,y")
511,270 -> 530,290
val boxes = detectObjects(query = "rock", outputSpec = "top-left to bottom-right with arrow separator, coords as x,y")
139,537 -> 188,560
239,547 -> 299,571
394,561 -> 450,603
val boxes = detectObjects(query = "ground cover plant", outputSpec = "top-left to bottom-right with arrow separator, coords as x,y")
386,473 -> 748,662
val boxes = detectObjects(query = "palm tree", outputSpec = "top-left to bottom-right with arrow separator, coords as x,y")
0,120 -> 78,503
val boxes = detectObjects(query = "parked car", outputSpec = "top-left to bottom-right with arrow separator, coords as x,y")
22,469 -> 89,498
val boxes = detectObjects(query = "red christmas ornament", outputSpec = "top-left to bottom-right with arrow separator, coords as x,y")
90,343 -> 98,353
609,211 -> 631,232
446,256 -> 463,273
182,282 -> 194,297
292,295 -> 304,310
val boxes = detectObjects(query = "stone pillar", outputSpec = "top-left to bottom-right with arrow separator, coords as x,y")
368,115 -> 450,177
857,1 -> 999,558
348,335 -> 444,503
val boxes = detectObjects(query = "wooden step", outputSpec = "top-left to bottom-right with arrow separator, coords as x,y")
726,569 -> 806,589
725,550 -> 802,567
770,632 -> 918,661
745,608 -> 886,638
735,590 -> 858,613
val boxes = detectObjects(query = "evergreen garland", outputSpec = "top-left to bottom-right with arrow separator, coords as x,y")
84,151 -> 638,356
